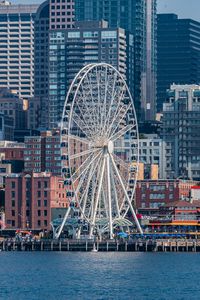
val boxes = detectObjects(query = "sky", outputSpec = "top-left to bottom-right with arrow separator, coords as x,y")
11,0 -> 200,22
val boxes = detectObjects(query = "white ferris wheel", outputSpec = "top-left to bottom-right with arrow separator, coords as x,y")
55,63 -> 143,239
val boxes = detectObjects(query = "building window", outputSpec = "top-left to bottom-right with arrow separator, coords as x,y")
12,220 -> 15,227
44,210 -> 47,217
12,200 -> 15,207
11,191 -> 15,198
12,210 -> 15,217
44,191 -> 47,197
44,200 -> 47,207
38,181 -> 41,189
37,191 -> 41,197
44,220 -> 48,226
38,200 -> 41,207
44,181 -> 48,188
68,31 -> 80,38
38,210 -> 41,217
38,220 -> 41,226
11,181 -> 15,189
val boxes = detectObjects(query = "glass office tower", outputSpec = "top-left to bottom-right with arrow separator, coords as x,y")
75,0 -> 157,121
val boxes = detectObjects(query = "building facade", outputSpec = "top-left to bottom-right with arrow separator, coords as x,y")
157,14 -> 200,112
139,134 -> 166,179
48,20 -> 128,128
34,1 -> 49,129
0,140 -> 24,172
0,88 -> 27,130
34,0 -> 75,129
24,130 -> 61,175
0,112 -> 14,140
5,172 -> 68,230
135,179 -> 196,209
162,84 -> 200,180
49,0 -> 74,30
0,2 -> 38,100
75,0 -> 157,121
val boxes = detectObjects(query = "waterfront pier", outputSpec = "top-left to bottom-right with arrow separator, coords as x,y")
1,239 -> 200,252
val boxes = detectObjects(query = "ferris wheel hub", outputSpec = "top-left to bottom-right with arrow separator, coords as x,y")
107,140 -> 114,154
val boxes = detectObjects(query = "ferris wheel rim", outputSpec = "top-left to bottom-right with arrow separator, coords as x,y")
60,63 -> 141,235
61,62 -> 140,181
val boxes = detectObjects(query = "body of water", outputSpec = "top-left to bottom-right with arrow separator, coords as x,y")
0,252 -> 200,300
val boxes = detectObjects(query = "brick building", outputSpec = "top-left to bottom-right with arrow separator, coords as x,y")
24,129 -> 61,175
5,172 -> 69,231
135,179 -> 197,209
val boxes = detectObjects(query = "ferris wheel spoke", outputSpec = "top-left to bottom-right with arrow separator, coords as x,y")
79,75 -> 99,132
78,86 -> 98,131
79,152 -> 103,219
88,156 -> 104,220
71,111 -> 94,140
68,134 -> 90,145
104,87 -> 126,138
108,102 -> 132,138
112,152 -> 129,172
110,161 -> 120,218
101,77 -> 119,135
101,182 -> 109,218
104,72 -> 118,123
110,154 -> 143,234
89,156 -> 106,238
69,147 -> 100,160
72,150 -> 102,183
75,101 -> 95,138
95,66 -> 103,133
106,155 -> 113,238
114,145 -> 136,150
110,124 -> 136,142
71,153 -> 102,214
101,65 -> 110,131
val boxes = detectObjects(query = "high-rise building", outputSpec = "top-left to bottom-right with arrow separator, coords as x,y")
75,0 -> 157,121
34,1 -> 49,129
0,2 -> 38,100
157,14 -> 200,113
48,20 -> 128,128
162,84 -> 200,181
49,0 -> 74,30
34,0 -> 75,129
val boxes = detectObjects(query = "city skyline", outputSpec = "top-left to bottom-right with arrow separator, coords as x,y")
11,0 -> 200,21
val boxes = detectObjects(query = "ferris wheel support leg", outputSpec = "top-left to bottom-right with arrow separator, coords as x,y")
89,157 -> 106,239
54,206 -> 71,239
110,154 -> 143,235
111,167 -> 120,218
106,155 -> 114,240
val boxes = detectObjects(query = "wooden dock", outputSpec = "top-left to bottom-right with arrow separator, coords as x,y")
1,239 -> 200,252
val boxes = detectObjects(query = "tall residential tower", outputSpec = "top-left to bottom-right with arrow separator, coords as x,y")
0,1 -> 38,100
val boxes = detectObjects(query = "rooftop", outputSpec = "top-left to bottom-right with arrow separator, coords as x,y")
0,1 -> 39,13
164,200 -> 200,208
0,141 -> 25,148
